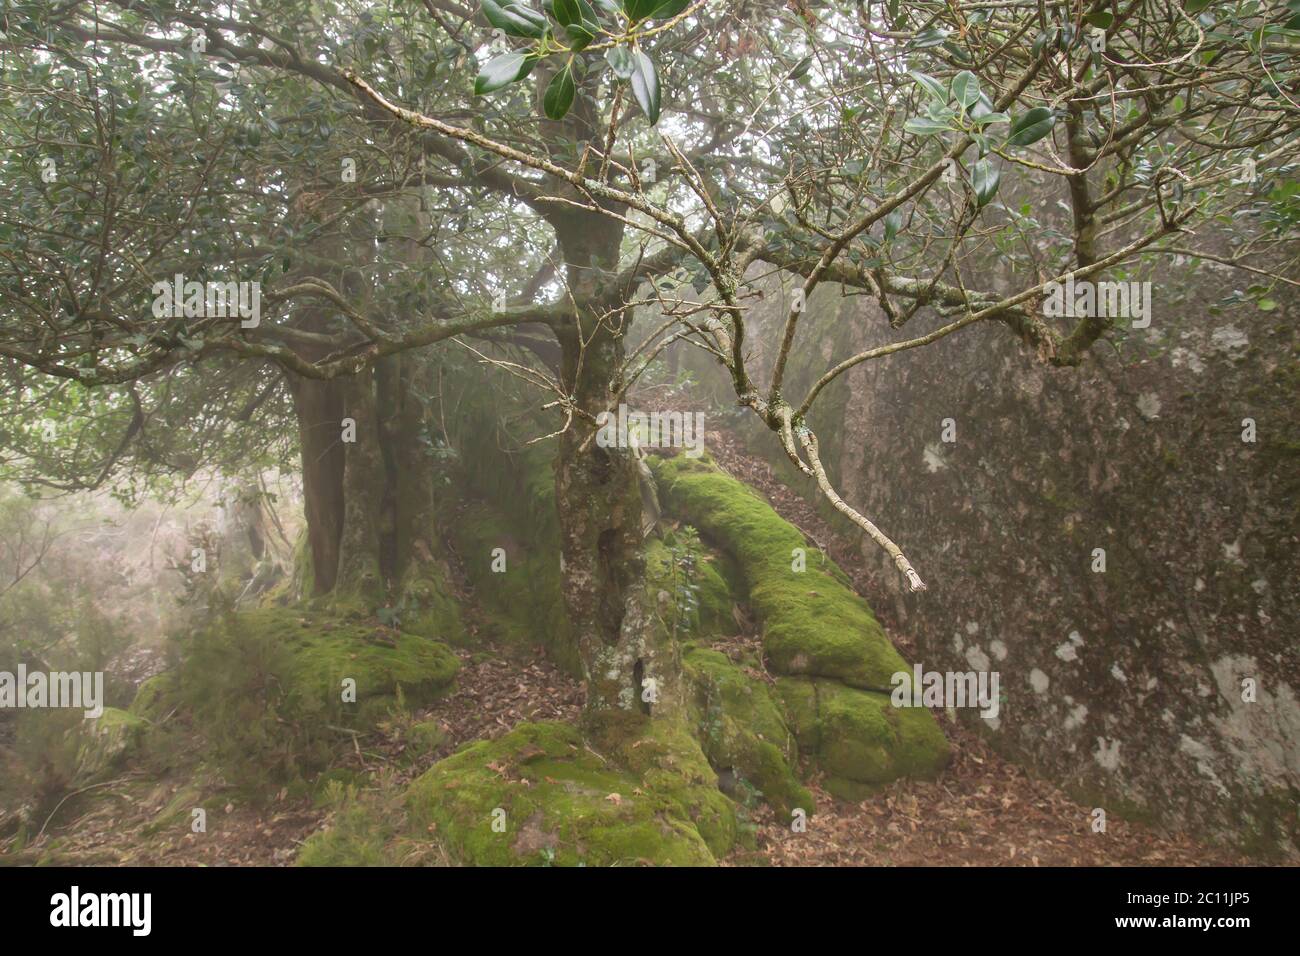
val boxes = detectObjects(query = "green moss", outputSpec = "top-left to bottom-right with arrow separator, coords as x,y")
776,677 -> 949,794
651,455 -> 908,690
402,720 -> 448,763
75,707 -> 146,781
644,532 -> 736,639
127,672 -> 178,723
297,782 -> 400,867
404,720 -> 737,866
172,607 -> 459,786
396,562 -> 467,647
682,646 -> 812,817
139,785 -> 206,837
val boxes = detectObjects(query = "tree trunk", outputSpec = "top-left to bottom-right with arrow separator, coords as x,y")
550,211 -> 685,726
287,374 -> 346,595
288,353 -> 441,604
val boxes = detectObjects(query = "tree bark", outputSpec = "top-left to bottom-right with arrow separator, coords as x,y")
550,210 -> 685,724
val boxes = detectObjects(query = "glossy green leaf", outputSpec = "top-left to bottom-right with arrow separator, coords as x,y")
482,1 -> 549,39
475,51 -> 534,94
605,46 -> 635,78
904,116 -> 949,136
543,63 -> 576,119
909,70 -> 948,103
1005,107 -> 1056,147
629,50 -> 660,124
971,158 -> 1000,207
951,70 -> 980,109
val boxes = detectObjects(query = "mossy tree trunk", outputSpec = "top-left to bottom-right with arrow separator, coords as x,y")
550,210 -> 685,725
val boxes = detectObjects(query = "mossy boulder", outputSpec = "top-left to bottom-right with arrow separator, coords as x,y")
651,455 -> 948,795
650,455 -> 909,690
645,533 -> 736,639
173,607 -> 460,784
75,707 -> 146,781
405,720 -> 738,866
390,561 -> 466,647
683,646 -> 812,817
777,677 -> 950,799
127,672 -> 178,723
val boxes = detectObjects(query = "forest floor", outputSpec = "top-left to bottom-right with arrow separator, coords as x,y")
7,430 -> 1254,867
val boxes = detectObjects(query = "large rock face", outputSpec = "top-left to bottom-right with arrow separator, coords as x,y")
667,260 -> 1299,857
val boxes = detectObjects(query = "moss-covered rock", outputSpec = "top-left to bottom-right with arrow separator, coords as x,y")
645,532 -> 736,639
75,707 -> 146,781
650,455 -> 949,796
650,455 -> 909,690
682,646 -> 812,817
173,607 -> 460,785
127,672 -> 178,723
392,561 -> 466,648
777,677 -> 950,798
405,720 -> 738,866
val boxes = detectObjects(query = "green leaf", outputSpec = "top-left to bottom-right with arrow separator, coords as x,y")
1005,107 -> 1056,147
629,49 -> 661,125
903,116 -> 949,136
1086,11 -> 1114,28
1257,298 -> 1277,311
1184,0 -> 1214,13
482,1 -> 549,39
972,111 -> 1009,126
884,209 -> 903,242
787,55 -> 814,80
910,27 -> 949,49
909,70 -> 949,103
646,0 -> 691,19
971,158 -> 1000,207
543,63 -> 576,119
950,70 -> 980,109
623,0 -> 676,22
475,51 -> 534,94
605,46 -> 635,78
551,0 -> 581,24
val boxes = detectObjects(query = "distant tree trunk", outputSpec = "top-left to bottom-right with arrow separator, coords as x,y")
288,353 -> 441,603
286,196 -> 442,604
288,375 -> 346,595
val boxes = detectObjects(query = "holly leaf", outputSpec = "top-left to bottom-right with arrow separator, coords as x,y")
971,158 -> 1000,207
475,52 -> 534,94
543,63 -> 576,119
904,116 -> 949,136
1005,107 -> 1056,147
481,1 -> 548,39
910,70 -> 948,103
629,50 -> 661,124
951,70 -> 980,109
